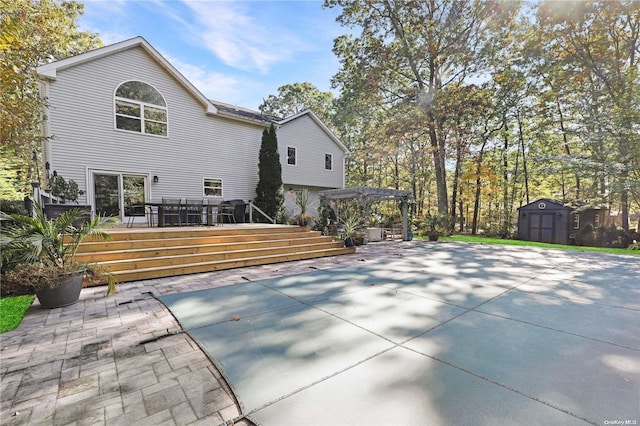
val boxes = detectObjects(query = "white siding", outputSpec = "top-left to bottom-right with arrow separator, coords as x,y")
277,115 -> 345,189
282,185 -> 325,218
45,47 -> 263,204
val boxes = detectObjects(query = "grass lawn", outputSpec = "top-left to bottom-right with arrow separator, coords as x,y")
0,295 -> 35,333
436,234 -> 639,255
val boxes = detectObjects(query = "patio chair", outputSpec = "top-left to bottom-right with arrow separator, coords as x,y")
162,198 -> 183,226
145,204 -> 159,227
217,201 -> 235,225
185,199 -> 204,225
126,204 -> 146,228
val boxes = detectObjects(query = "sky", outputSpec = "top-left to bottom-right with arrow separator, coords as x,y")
78,0 -> 346,110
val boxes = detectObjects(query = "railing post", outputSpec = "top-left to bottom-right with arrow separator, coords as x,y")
249,200 -> 253,223
31,181 -> 40,217
402,200 -> 409,241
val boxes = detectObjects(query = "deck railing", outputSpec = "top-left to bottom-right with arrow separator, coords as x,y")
248,201 -> 275,224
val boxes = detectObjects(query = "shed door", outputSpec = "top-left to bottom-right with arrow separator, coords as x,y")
530,213 -> 555,243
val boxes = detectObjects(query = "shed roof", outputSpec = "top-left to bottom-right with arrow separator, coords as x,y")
518,198 -> 605,212
517,198 -> 569,211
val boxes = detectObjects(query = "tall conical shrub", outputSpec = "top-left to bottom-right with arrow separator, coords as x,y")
254,124 -> 283,220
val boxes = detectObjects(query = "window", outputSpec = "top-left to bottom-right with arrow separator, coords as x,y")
204,178 -> 223,197
324,153 -> 333,171
573,213 -> 580,230
594,213 -> 600,228
287,147 -> 296,165
115,81 -> 167,136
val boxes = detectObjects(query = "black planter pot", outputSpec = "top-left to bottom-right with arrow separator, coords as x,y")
344,237 -> 355,247
35,270 -> 84,309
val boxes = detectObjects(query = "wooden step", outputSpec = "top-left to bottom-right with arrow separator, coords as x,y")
77,231 -> 323,252
74,236 -> 333,262
98,241 -> 348,272
80,225 -> 355,286
85,225 -> 312,241
110,246 -> 356,283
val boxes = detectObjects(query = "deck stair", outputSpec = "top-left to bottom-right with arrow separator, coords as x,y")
75,225 -> 355,285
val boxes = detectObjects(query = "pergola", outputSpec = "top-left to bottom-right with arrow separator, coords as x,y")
318,186 -> 414,241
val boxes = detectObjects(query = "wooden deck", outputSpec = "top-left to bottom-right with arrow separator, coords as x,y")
77,224 -> 355,285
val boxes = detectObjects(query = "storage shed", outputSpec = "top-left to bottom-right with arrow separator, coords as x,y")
517,198 -> 608,245
517,199 -> 573,244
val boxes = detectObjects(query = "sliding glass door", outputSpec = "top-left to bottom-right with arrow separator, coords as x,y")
92,172 -> 147,221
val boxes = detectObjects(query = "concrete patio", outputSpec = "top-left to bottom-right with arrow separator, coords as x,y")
1,241 -> 638,425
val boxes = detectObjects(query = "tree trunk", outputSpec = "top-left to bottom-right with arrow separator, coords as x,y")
516,110 -> 530,204
621,169 -> 630,231
429,114 -> 448,215
471,139 -> 488,235
501,114 -> 510,236
557,99 -> 580,199
458,184 -> 465,232
451,131 -> 463,223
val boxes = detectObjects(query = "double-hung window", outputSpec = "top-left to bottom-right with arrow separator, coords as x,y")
204,178 -> 223,197
324,153 -> 333,171
287,147 -> 297,165
115,81 -> 167,136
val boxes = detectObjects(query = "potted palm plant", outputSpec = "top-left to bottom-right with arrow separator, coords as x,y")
0,202 -> 117,308
420,211 -> 449,241
293,188 -> 314,227
341,212 -> 364,247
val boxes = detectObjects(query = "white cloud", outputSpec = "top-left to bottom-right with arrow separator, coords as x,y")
164,53 -> 240,101
180,1 -> 306,73
82,0 -> 129,16
161,52 -> 267,109
79,0 -> 133,44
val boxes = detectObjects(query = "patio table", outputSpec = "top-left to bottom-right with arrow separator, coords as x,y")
134,202 -> 217,227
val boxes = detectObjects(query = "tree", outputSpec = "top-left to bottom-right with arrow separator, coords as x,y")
535,0 -> 640,230
254,124 -> 283,220
0,0 -> 100,197
327,0 -> 520,218
259,82 -> 335,124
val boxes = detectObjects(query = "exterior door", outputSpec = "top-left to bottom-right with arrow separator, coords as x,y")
92,172 -> 147,221
529,213 -> 555,243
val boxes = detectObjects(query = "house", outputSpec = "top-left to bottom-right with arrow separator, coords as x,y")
517,198 -> 607,245
35,37 -> 348,224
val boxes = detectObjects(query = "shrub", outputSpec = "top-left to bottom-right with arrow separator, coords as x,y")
575,224 -> 595,246
0,198 -> 28,216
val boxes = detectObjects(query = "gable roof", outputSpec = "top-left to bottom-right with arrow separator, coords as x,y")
276,109 -> 349,154
35,37 -> 349,151
517,198 -> 570,210
36,36 -> 218,115
517,198 -> 605,212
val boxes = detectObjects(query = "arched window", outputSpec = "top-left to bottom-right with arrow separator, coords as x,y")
114,81 -> 167,136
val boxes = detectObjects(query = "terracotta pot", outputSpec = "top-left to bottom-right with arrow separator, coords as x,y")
35,270 -> 84,309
